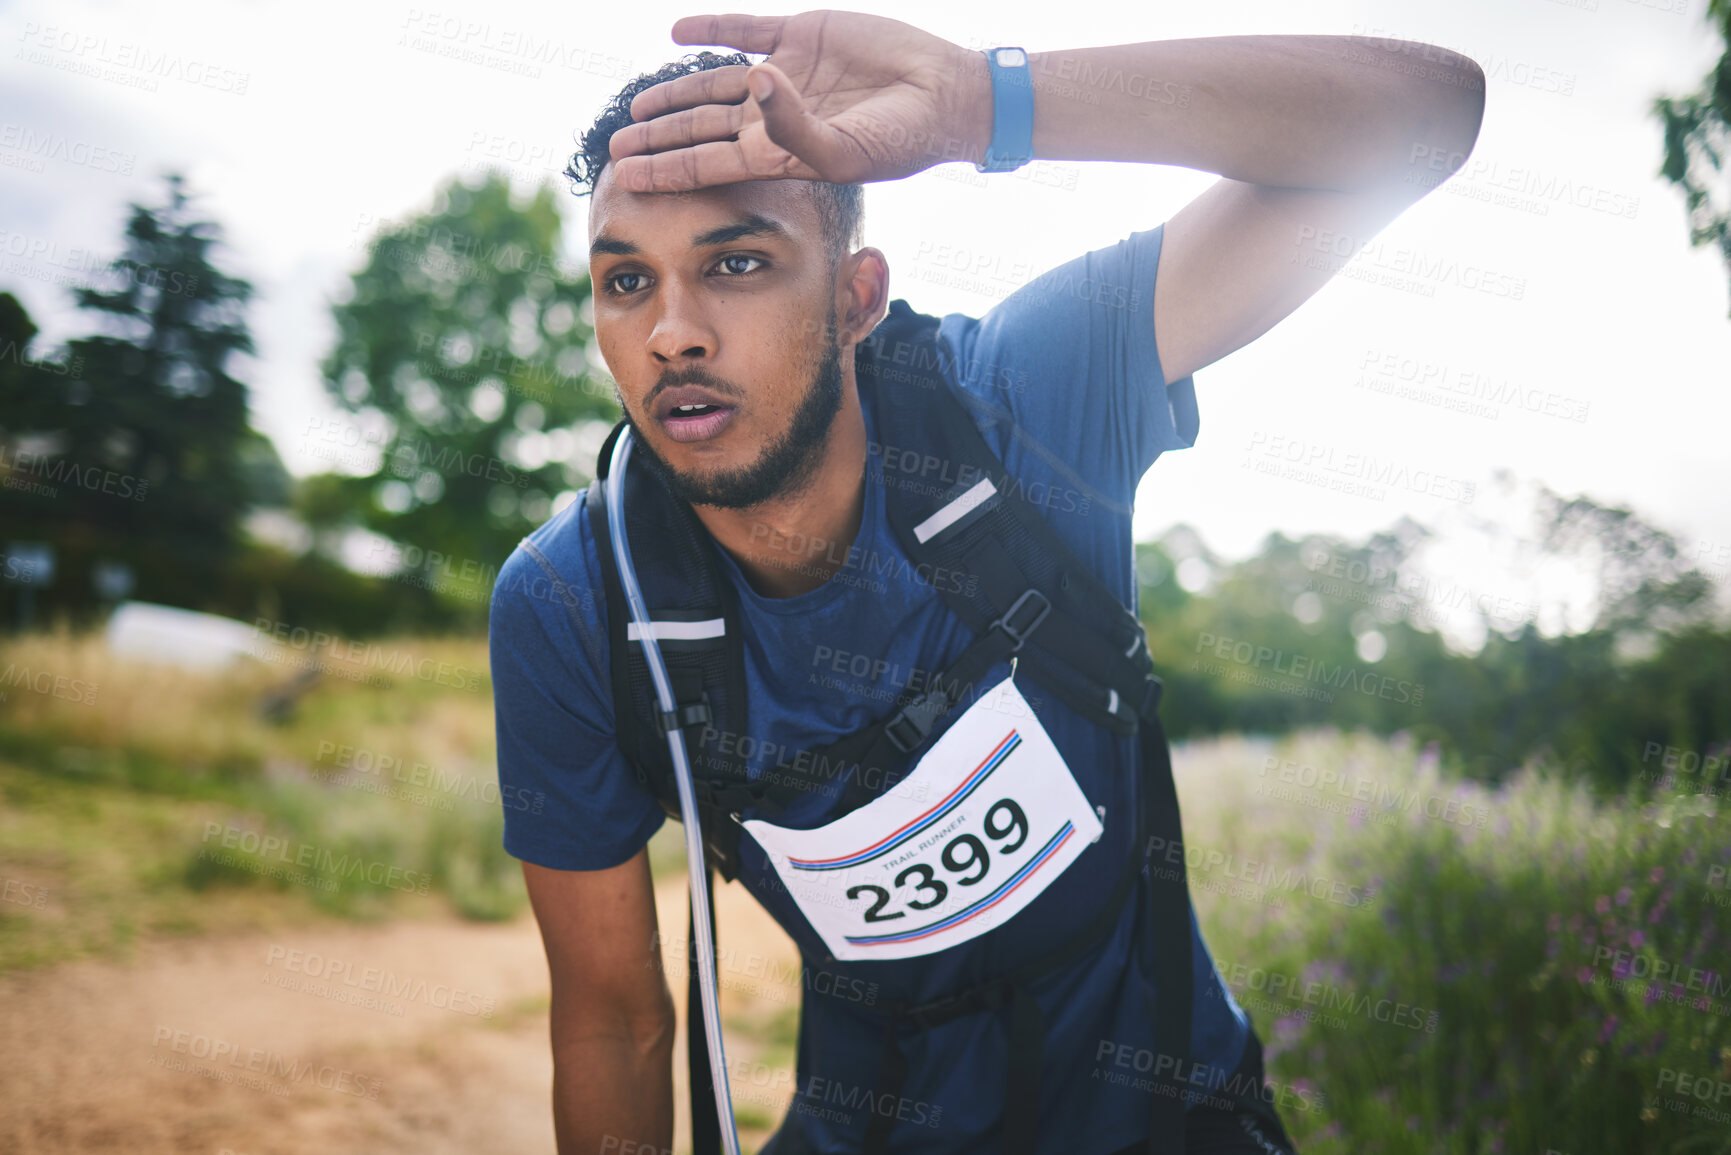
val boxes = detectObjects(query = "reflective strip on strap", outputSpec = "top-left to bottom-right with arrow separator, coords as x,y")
626,618 -> 726,642
912,477 -> 997,544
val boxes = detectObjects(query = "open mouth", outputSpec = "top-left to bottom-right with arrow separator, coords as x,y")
661,402 -> 737,443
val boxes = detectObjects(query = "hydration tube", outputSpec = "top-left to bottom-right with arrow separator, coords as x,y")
604,426 -> 742,1155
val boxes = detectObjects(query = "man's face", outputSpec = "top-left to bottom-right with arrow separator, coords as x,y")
588,163 -> 846,510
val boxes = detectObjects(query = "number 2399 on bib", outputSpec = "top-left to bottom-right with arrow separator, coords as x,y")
743,672 -> 1104,962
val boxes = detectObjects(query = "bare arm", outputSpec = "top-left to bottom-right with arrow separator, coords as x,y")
1002,34 -> 1484,384
523,848 -> 676,1155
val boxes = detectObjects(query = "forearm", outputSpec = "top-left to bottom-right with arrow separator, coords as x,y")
552,1018 -> 676,1155
957,35 -> 1484,193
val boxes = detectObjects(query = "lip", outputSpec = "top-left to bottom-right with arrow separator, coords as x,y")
663,405 -> 736,442
655,385 -> 738,443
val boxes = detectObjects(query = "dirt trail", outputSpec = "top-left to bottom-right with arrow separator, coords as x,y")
0,876 -> 801,1155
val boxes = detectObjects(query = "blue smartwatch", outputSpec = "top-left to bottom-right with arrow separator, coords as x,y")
976,46 -> 1034,173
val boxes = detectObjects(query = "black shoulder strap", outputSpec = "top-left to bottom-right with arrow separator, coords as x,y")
588,299 -> 1168,870
860,299 -> 1164,740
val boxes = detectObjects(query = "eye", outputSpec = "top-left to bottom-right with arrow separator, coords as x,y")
714,254 -> 764,277
602,270 -> 646,297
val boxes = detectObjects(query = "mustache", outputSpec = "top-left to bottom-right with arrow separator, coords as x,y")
647,367 -> 744,408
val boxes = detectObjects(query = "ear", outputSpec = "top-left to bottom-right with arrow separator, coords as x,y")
836,247 -> 890,346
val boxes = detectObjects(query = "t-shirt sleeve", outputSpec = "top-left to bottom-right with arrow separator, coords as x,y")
938,222 -> 1198,505
488,532 -> 664,871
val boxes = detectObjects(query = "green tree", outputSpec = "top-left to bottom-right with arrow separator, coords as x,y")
0,173 -> 288,623
1653,0 -> 1731,314
314,172 -> 611,597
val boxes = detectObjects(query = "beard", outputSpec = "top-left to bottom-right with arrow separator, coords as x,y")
622,308 -> 845,511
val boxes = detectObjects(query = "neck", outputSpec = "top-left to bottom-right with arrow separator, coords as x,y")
692,375 -> 869,599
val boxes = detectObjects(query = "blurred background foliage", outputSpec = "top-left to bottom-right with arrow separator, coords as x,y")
2,169 -> 1729,797
1,11 -> 1730,1143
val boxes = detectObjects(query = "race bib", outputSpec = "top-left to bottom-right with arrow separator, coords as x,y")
743,671 -> 1102,962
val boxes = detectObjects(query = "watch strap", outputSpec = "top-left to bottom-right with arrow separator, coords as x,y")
976,47 -> 1034,173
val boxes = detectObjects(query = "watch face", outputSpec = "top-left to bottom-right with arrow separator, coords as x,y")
994,47 -> 1027,68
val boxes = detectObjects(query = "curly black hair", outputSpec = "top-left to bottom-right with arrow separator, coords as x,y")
566,51 -> 863,266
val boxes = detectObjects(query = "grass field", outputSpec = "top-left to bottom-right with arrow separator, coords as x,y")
2,626 -> 1728,1153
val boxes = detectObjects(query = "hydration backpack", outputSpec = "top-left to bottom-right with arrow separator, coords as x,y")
584,299 -> 1197,1155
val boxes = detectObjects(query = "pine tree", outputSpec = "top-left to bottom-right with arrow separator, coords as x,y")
0,172 -> 287,621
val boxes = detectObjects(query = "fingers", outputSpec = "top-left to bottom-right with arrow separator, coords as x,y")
610,103 -> 747,161
747,62 -> 871,183
670,13 -> 786,54
629,64 -> 750,122
611,138 -> 822,193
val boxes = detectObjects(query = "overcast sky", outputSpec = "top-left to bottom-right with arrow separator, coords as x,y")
4,0 -> 1727,647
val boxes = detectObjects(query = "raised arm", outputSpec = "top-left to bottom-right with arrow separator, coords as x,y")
1014,34 -> 1484,384
608,10 -> 1485,384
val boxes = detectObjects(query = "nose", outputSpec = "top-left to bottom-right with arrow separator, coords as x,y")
645,279 -> 717,364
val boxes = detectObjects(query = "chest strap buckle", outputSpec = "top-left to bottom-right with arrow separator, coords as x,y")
883,688 -> 955,755
992,588 -> 1051,652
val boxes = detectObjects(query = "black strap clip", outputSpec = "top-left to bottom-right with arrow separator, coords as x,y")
991,588 -> 1051,653
883,687 -> 954,755
658,692 -> 712,733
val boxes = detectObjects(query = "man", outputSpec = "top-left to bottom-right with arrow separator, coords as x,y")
489,11 -> 1483,1155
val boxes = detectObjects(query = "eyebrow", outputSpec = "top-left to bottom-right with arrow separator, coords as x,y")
590,213 -> 791,259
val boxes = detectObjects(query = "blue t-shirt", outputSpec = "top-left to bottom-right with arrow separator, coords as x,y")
489,223 -> 1250,1155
